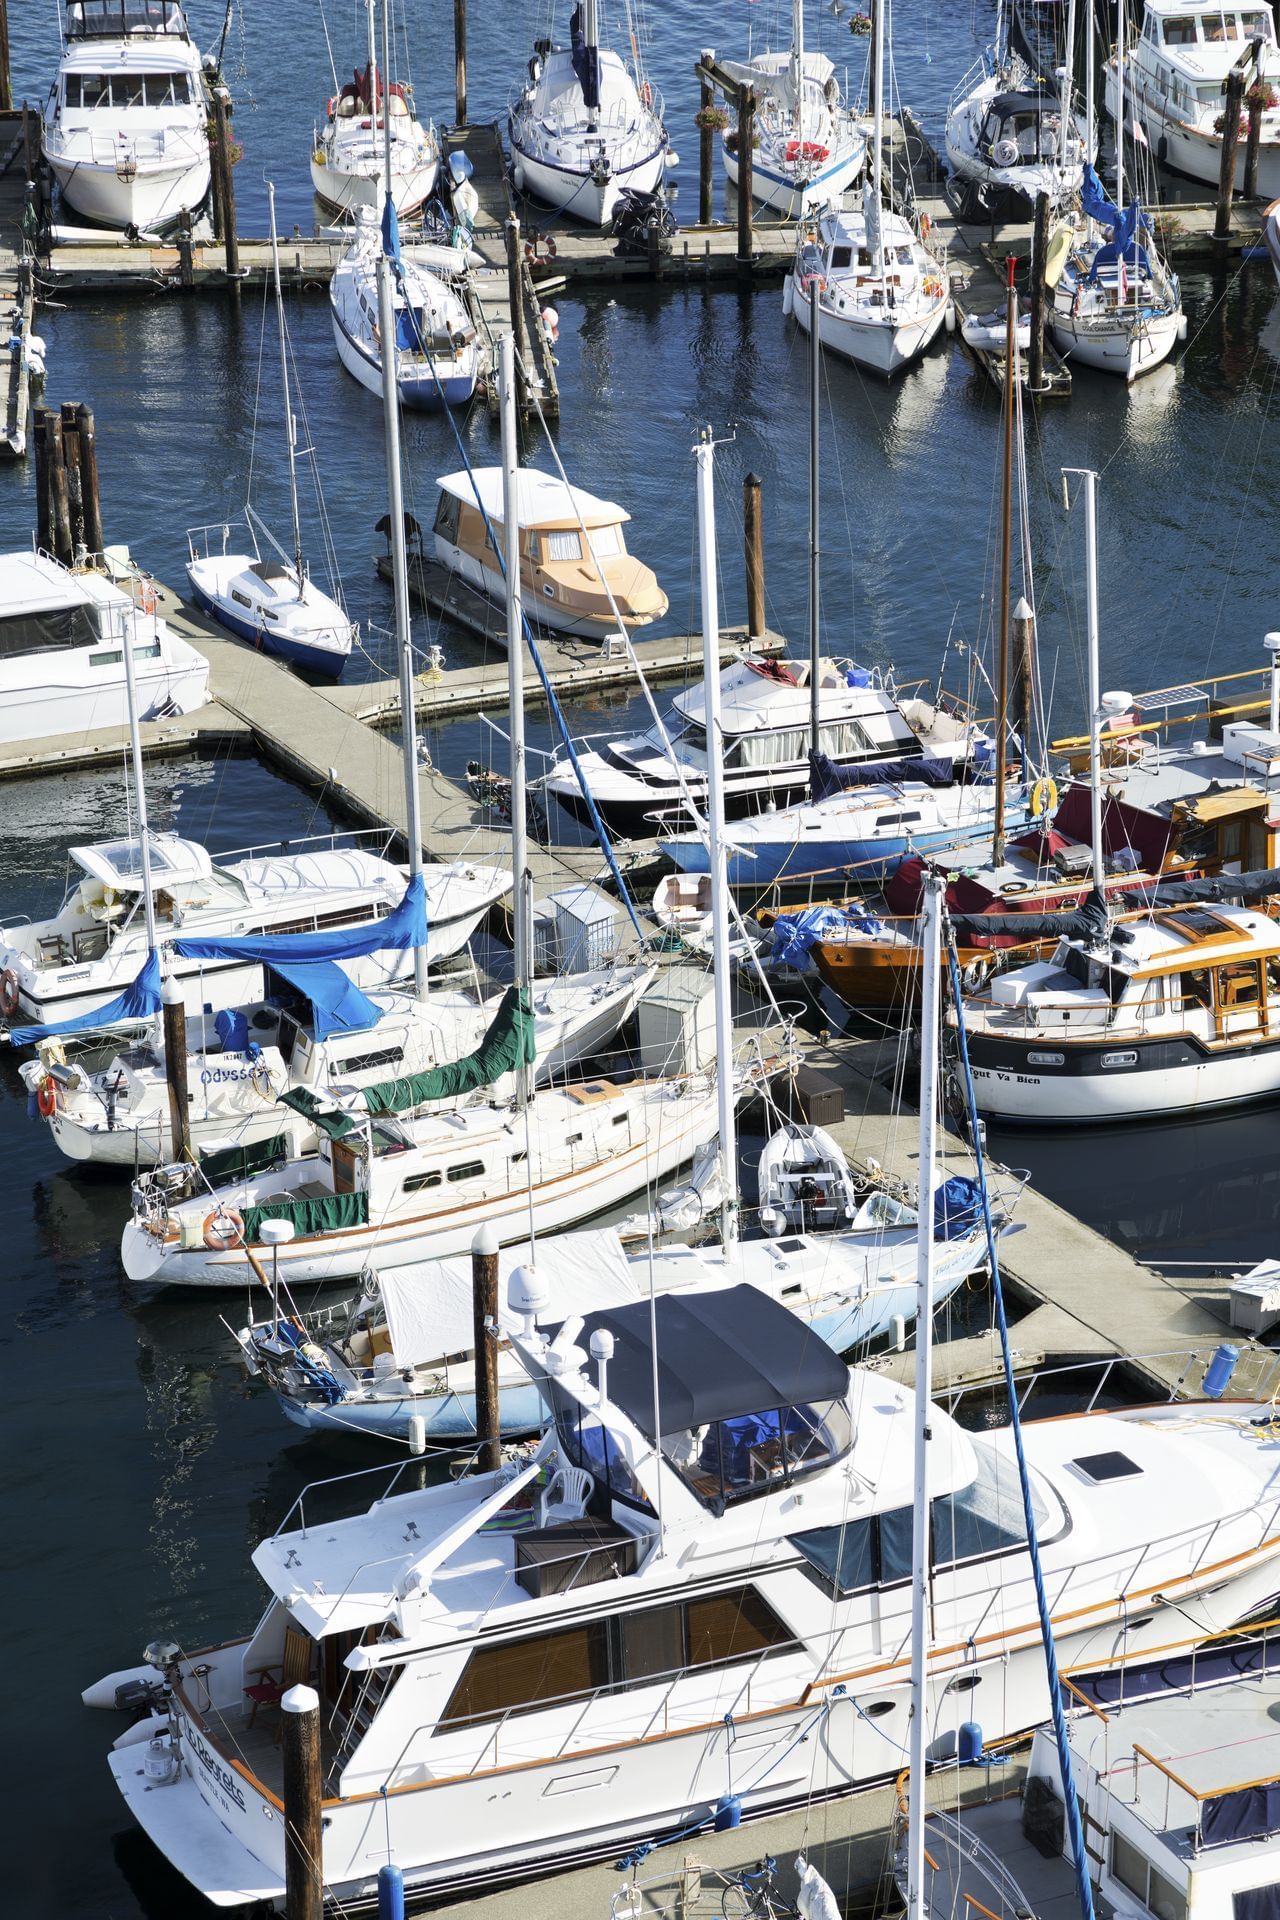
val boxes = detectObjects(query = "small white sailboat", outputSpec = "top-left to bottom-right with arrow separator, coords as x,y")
42,0 -> 211,233
721,0 -> 866,217
508,2 -> 671,225
783,4 -> 948,377
187,185 -> 355,677
330,209 -> 479,410
310,0 -> 439,219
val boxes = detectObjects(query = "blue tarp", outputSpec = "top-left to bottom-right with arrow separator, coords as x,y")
1079,161 -> 1150,282
263,959 -> 385,1041
173,874 -> 426,964
811,750 -> 955,799
9,948 -> 163,1048
569,4 -> 601,110
768,903 -> 884,973
934,1175 -> 984,1241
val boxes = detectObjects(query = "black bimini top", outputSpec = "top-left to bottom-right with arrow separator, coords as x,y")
563,1284 -> 851,1438
991,89 -> 1057,117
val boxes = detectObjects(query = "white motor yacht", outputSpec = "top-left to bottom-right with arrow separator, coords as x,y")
543,653 -> 973,833
720,6 -> 866,218
1106,0 -> 1280,198
508,3 -> 670,225
0,833 -> 509,1031
311,2 -> 439,219
43,0 -> 211,233
24,960 -> 655,1170
0,550 -> 207,747
330,211 -> 479,410
88,1280 -> 1280,1906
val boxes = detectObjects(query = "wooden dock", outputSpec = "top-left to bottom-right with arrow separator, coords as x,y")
0,108 -> 37,456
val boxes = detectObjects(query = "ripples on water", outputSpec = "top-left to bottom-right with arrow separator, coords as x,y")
2,4 -> 1280,1913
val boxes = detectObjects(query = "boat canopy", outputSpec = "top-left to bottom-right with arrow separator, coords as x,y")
262,959 -> 384,1042
559,1283 -> 852,1437
721,49 -> 837,99
436,466 -> 628,530
379,1227 -> 639,1369
8,948 -> 163,1047
172,873 -> 427,962
66,1 -> 187,38
73,834 -> 213,893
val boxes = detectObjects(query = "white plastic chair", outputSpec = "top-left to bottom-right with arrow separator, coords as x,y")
536,1465 -> 594,1528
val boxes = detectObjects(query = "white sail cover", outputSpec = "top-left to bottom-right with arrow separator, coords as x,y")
378,1228 -> 641,1368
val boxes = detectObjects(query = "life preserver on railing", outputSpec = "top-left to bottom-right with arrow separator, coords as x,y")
640,80 -> 652,107
961,957 -> 993,995
203,1207 -> 245,1252
135,579 -> 157,615
0,969 -> 19,1019
36,1077 -> 58,1119
1030,775 -> 1059,819
920,212 -> 931,239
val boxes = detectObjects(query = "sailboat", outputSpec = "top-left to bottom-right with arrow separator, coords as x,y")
508,2 -> 671,225
310,0 -> 440,219
1049,0 -> 1184,380
330,211 -> 480,410
186,183 -> 355,677
945,0 -> 1093,215
783,0 -> 949,377
720,0 -> 866,217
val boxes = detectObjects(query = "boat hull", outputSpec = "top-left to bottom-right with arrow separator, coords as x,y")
965,1024 -> 1280,1124
723,142 -> 864,218
507,126 -> 667,225
310,155 -> 440,219
1048,306 -> 1181,381
330,306 -> 477,411
186,573 -> 349,678
669,805 -> 1026,888
1104,61 -> 1280,199
45,150 -> 211,232
788,272 -> 949,377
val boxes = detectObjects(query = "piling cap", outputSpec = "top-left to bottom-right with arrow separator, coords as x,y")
281,1684 -> 319,1715
472,1222 -> 499,1257
1013,596 -> 1034,621
1265,632 -> 1280,658
259,1219 -> 296,1246
161,975 -> 183,1007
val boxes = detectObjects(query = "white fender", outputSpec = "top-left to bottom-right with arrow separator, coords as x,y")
782,272 -> 795,318
113,1710 -> 170,1751
82,1661 -> 159,1709
513,158 -> 526,193
945,301 -> 957,333
1176,311 -> 1188,342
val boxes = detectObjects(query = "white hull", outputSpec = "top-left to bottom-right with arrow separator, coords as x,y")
0,647 -> 207,747
434,541 -> 637,640
1048,305 -> 1180,380
724,143 -> 864,218
968,1043 -> 1280,1123
1104,60 -> 1280,198
46,150 -> 210,232
108,1487 -> 1280,1906
508,140 -> 666,226
787,271 -> 948,376
310,155 -> 439,219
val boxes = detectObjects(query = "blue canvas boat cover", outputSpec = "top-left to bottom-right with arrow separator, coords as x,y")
9,948 -> 163,1047
263,959 -> 384,1041
811,750 -> 953,799
173,873 -> 425,964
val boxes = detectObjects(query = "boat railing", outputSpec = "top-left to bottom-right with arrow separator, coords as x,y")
218,823 -> 400,867
917,1805 -> 1039,1920
271,1454 -> 426,1540
947,50 -> 996,116
939,1341 -> 1280,1420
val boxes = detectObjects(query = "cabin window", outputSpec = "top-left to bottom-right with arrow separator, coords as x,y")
543,529 -> 582,563
552,1390 -> 650,1508
0,602 -> 103,655
447,1159 -> 484,1183
331,1044 -> 404,1075
794,1505 -> 912,1591
1111,1831 -> 1187,1920
829,244 -> 853,269
1207,10 -> 1242,38
587,524 -> 624,560
1175,968 -> 1213,1012
433,492 -> 460,543
1216,961 -> 1261,1009
1267,959 -> 1280,998
661,1397 -> 853,1510
1162,15 -> 1200,43
931,1441 -> 1047,1567
231,590 -> 253,608
439,1586 -> 795,1728
401,1169 -> 442,1193
1241,10 -> 1272,39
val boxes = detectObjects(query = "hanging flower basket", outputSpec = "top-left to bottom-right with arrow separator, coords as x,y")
849,12 -> 872,33
723,128 -> 760,155
695,105 -> 730,134
1214,111 -> 1249,136
1246,82 -> 1278,115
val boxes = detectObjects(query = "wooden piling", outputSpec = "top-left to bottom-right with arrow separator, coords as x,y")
471,1225 -> 501,1475
504,215 -> 527,408
736,86 -> 755,279
743,472 -> 765,639
176,208 -> 195,289
49,417 -> 72,566
1216,66 -> 1246,240
1244,86 -> 1263,199
1012,597 -> 1036,758
60,400 -> 85,559
75,404 -> 104,558
162,978 -> 192,1164
698,68 -> 715,227
0,1 -> 11,116
33,405 -> 51,554
210,86 -> 240,279
281,1685 -> 323,1920
454,0 -> 468,127
1029,191 -> 1049,394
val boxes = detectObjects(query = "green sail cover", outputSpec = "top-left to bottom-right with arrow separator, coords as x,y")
243,1188 -> 369,1244
199,1132 -> 291,1189
358,985 -> 535,1117
276,1086 -> 358,1141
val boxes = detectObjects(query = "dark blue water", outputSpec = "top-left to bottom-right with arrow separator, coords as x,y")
3,4 -> 1280,1915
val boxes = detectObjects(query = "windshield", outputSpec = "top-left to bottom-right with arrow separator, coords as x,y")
659,1396 -> 852,1510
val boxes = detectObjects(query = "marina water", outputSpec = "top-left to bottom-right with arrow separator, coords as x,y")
3,2 -> 1280,1912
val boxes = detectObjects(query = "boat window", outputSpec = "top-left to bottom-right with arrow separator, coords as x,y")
661,1396 -> 853,1511
587,524 -> 624,560
1175,968 -> 1214,1012
554,1395 -> 649,1508
1111,1831 -> 1187,1920
1216,960 -> 1261,1009
792,1518 -> 877,1594
330,1044 -> 404,1075
874,811 -> 923,828
0,602 -> 103,655
433,492 -> 461,543
1162,15 -> 1201,43
543,529 -> 582,563
931,1440 -> 1047,1568
441,1585 -> 794,1729
1204,10 -> 1241,38
446,1159 -> 484,1183
829,244 -> 853,270
231,590 -> 253,608
1072,1450 -> 1141,1483
1241,10 -> 1273,38
67,1 -> 186,35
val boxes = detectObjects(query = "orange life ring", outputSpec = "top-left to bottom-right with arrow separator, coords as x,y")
0,969 -> 19,1018
36,1078 -> 57,1118
135,580 -> 157,615
920,212 -> 931,239
641,80 -> 653,107
203,1207 -> 245,1251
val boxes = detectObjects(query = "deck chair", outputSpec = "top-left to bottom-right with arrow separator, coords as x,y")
535,1465 -> 593,1528
245,1626 -> 314,1731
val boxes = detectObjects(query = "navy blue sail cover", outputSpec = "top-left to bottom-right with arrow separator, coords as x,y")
263,959 -> 384,1041
570,5 -> 601,110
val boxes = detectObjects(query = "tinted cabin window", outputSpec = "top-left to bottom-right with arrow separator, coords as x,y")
441,1587 -> 795,1728
931,1443 -> 1045,1567
830,244 -> 853,269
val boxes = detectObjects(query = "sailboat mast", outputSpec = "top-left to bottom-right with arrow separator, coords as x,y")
121,583 -> 158,955
1084,0 -> 1096,238
266,183 -> 305,598
1115,0 -> 1126,214
499,332 -> 531,1112
694,429 -> 739,1250
808,273 -> 821,798
993,256 -> 1015,866
366,0 -> 378,127
792,0 -> 805,144
1081,469 -> 1106,917
905,869 -> 943,1920
870,0 -> 885,271
377,0 -> 427,1003
1059,0 -> 1078,174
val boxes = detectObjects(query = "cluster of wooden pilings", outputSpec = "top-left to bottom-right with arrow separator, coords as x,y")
32,401 -> 104,565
